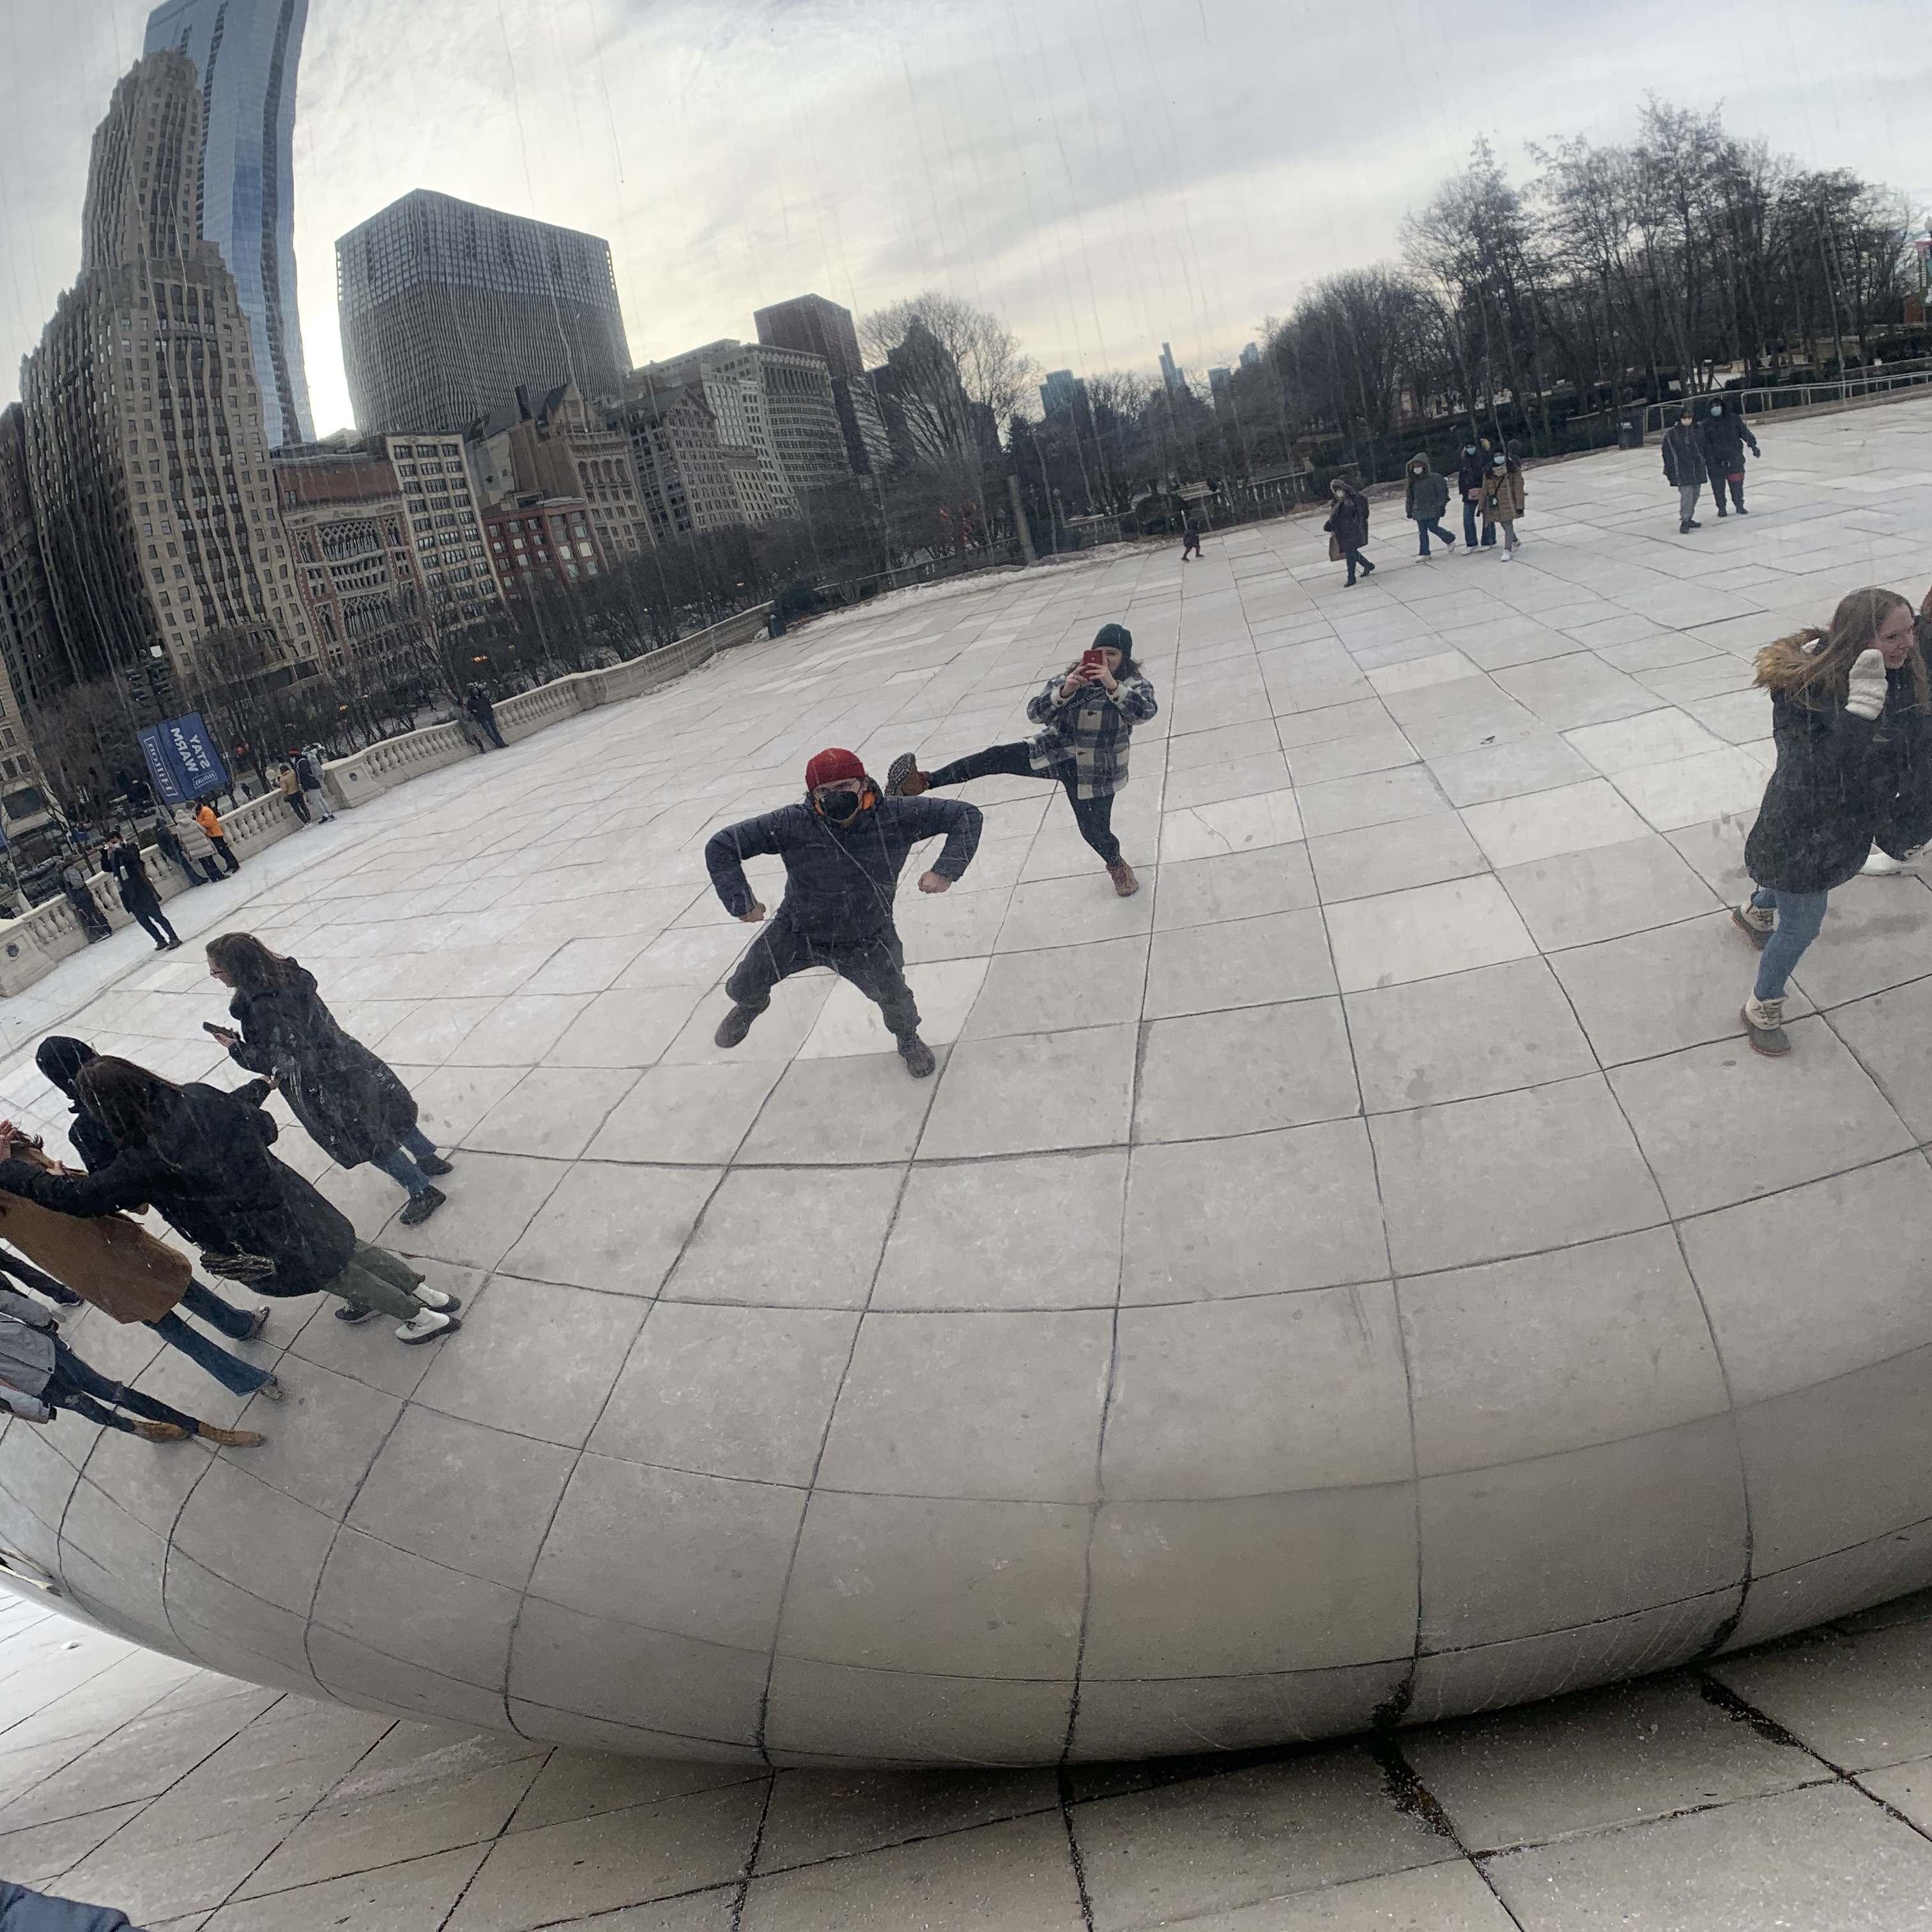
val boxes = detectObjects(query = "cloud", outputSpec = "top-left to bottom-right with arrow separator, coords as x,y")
2,0 -> 1928,435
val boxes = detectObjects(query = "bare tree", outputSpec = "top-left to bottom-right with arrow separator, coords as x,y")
860,291 -> 1040,425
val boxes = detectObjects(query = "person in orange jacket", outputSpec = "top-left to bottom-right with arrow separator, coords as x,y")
194,799 -> 240,875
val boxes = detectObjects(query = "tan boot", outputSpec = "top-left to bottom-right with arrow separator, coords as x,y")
1107,860 -> 1140,898
130,1419 -> 189,1443
195,1423 -> 266,1447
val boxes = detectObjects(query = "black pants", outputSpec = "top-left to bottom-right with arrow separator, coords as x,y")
1181,533 -> 1200,558
208,836 -> 239,875
286,792 -> 310,823
195,857 -> 223,884
726,915 -> 921,1041
65,890 -> 111,940
475,714 -> 505,749
47,1340 -> 202,1436
1461,497 -> 1494,547
1715,470 -> 1745,512
123,896 -> 178,947
924,742 -> 1122,865
1342,546 -> 1374,585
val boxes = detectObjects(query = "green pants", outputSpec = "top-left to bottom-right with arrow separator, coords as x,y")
325,1241 -> 425,1319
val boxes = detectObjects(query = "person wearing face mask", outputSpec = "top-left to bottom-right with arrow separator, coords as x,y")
1456,440 -> 1491,549
1698,399 -> 1761,518
1322,478 -> 1374,585
1733,588 -> 1932,1055
1662,406 -> 1708,533
1403,454 -> 1457,558
705,749 -> 983,1078
1480,451 -> 1526,558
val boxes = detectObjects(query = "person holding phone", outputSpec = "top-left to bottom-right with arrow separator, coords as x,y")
884,624 -> 1159,897
204,933 -> 454,1229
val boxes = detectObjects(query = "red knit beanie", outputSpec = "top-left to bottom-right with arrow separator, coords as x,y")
804,748 -> 866,791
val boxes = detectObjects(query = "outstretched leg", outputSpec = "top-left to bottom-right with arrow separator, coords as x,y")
887,740 -> 1036,797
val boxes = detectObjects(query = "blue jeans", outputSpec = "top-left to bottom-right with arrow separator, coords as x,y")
371,1125 -> 441,1197
1416,518 -> 1456,555
148,1279 -> 270,1396
1751,886 -> 1828,1000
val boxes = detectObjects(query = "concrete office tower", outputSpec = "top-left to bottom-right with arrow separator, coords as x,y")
143,0 -> 314,450
1159,341 -> 1186,399
1209,366 -> 1233,415
0,408 -> 65,734
617,378 -> 740,539
22,54 -> 306,697
338,191 -> 631,436
1039,369 -> 1087,419
472,385 -> 652,568
755,293 -> 890,479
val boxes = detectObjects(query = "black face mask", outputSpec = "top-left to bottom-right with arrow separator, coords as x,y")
817,787 -> 864,824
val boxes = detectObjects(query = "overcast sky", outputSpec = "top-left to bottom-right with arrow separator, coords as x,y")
3,0 -> 1927,435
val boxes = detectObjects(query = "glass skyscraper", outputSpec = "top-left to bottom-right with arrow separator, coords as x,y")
142,0 -> 314,449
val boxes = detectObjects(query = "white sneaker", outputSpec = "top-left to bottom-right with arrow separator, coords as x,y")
1499,550 -> 1513,562
395,1308 -> 461,1346
1862,845 -> 1920,877
411,1282 -> 463,1312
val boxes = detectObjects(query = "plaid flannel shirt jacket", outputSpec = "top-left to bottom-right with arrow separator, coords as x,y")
1023,673 -> 1160,800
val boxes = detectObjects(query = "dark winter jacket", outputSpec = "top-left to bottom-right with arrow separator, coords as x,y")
293,753 -> 320,790
1455,448 -> 1486,500
1744,653 -> 1932,894
0,1882 -> 133,1930
224,964 -> 417,1169
1699,407 -> 1759,477
0,1082 -> 356,1298
101,841 -> 158,914
707,794 -> 982,946
1662,422 -> 1708,487
1403,459 -> 1450,523
1322,489 -> 1369,549
34,1038 -> 119,1175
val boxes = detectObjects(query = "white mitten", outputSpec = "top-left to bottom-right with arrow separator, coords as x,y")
1845,648 -> 1888,721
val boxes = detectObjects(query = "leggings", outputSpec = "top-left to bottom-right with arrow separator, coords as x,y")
325,1241 -> 427,1319
924,742 -> 1121,865
370,1126 -> 441,1197
1751,886 -> 1829,1001
47,1341 -> 203,1436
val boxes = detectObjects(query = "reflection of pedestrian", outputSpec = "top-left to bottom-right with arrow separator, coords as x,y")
0,1058 -> 462,1346
466,685 -> 505,749
1180,513 -> 1202,561
705,749 -> 981,1078
195,800 -> 240,874
59,861 -> 111,942
1322,479 -> 1374,586
296,747 -> 335,822
0,1286 -> 264,1446
102,833 -> 179,950
277,763 -> 310,824
1662,406 -> 1707,533
887,624 -> 1158,898
1456,441 -> 1492,548
172,807 -> 222,884
1404,454 -> 1458,558
1735,589 -> 1932,1056
204,933 -> 453,1230
1480,452 -> 1526,558
1699,400 -> 1761,518
153,816 -> 199,889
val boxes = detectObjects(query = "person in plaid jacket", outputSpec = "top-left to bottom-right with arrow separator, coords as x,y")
885,624 -> 1159,897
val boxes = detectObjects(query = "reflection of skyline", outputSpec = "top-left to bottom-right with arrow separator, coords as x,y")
4,0 -> 1928,434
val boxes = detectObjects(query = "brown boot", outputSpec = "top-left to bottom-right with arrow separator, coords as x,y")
1107,860 -> 1140,898
195,1422 -> 266,1448
885,753 -> 930,797
130,1419 -> 190,1442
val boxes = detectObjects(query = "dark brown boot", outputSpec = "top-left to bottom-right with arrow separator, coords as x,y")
885,753 -> 930,797
1107,861 -> 1140,898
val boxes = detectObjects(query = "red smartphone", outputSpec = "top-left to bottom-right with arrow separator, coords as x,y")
1080,648 -> 1105,671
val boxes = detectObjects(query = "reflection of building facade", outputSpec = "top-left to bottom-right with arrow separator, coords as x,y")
22,53 -> 307,704
872,319 -> 974,468
481,498 -> 599,602
1209,365 -> 1232,415
0,406 -> 65,721
1159,341 -> 1186,399
755,293 -> 887,479
1040,369 -> 1087,418
472,384 -> 650,568
380,433 -> 502,630
617,380 -> 740,539
337,192 -> 630,435
143,0 -> 316,449
1238,341 -> 1261,370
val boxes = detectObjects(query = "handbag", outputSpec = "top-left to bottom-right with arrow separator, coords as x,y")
1327,535 -> 1342,562
197,1249 -> 279,1284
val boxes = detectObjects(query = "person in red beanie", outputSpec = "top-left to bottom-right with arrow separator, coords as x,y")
702,750 -> 983,1077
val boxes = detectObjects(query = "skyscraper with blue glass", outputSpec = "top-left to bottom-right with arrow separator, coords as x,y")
142,0 -> 314,450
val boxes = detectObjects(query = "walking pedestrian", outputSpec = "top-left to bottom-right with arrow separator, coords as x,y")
195,799 -> 240,874
203,933 -> 453,1227
1179,512 -> 1203,561
704,749 -> 982,1077
466,685 -> 506,750
885,623 -> 1158,898
1480,451 -> 1527,558
1699,399 -> 1761,518
1322,478 -> 1375,586
276,763 -> 310,825
0,1058 -> 462,1345
296,747 -> 335,822
101,832 -> 178,951
57,860 -> 111,942
1734,588 -> 1932,1055
1403,454 -> 1458,558
0,1287 -> 264,1446
13,1036 -> 279,1400
171,806 -> 223,884
1457,440 -> 1493,548
1662,405 -> 1708,533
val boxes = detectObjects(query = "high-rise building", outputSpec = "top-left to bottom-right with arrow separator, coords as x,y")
22,54 -> 307,708
337,191 -> 631,436
1158,341 -> 1186,399
143,0 -> 315,449
753,293 -> 862,381
378,433 -> 502,631
1208,366 -> 1233,414
1039,369 -> 1087,418
617,379 -> 739,540
0,407 -> 65,723
637,344 -> 794,525
1238,341 -> 1261,371
873,320 -> 974,469
472,384 -> 652,567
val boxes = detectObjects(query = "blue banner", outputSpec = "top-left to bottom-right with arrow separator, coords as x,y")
138,713 -> 229,809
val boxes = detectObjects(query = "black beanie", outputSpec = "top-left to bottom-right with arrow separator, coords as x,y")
36,1036 -> 95,1099
1093,623 -> 1132,654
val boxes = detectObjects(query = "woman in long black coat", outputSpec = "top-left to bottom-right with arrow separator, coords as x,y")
204,932 -> 454,1227
0,1059 -> 461,1346
1322,479 -> 1374,586
102,832 -> 180,951
1735,586 -> 1932,1057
